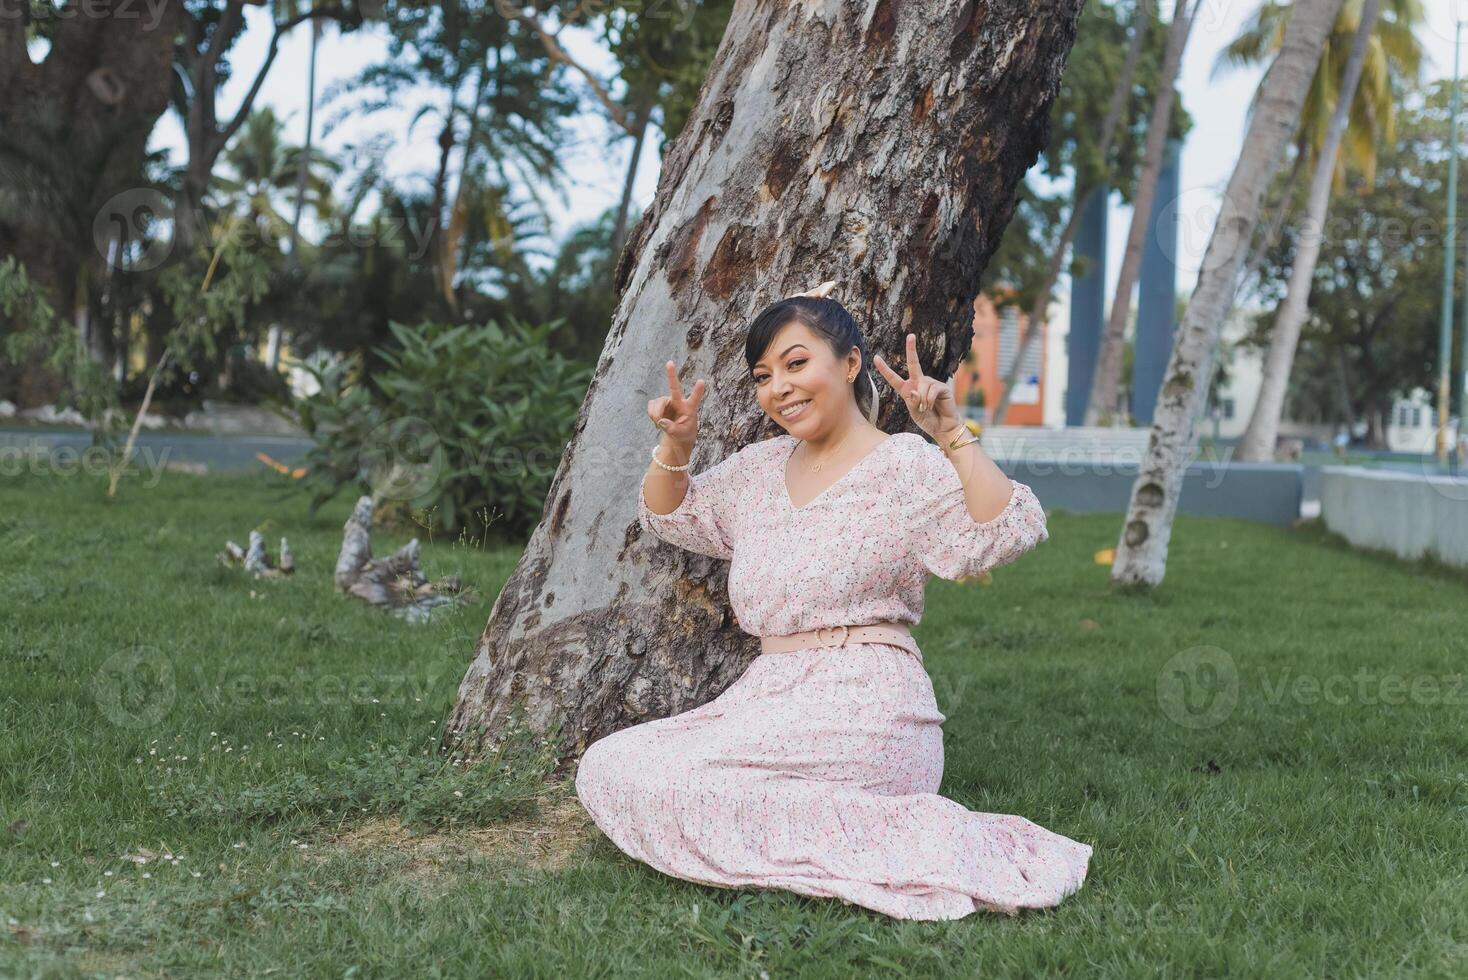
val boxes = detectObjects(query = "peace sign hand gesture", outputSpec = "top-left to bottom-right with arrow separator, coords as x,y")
648,360 -> 707,446
873,333 -> 964,440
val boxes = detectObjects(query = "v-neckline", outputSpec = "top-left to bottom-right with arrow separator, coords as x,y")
781,433 -> 898,512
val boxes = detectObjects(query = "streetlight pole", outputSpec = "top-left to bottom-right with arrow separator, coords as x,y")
1440,21 -> 1464,467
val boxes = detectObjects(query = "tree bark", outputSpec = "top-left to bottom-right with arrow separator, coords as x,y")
991,0 -> 1152,427
0,0 -> 181,406
1110,0 -> 1347,588
1086,0 -> 1198,426
1235,0 -> 1379,462
440,0 -> 1088,766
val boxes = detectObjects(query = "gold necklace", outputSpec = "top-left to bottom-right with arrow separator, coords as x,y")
807,429 -> 853,473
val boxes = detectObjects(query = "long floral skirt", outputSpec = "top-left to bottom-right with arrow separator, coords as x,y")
574,644 -> 1092,921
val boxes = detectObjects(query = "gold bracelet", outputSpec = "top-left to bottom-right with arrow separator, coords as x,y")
944,436 -> 978,453
939,426 -> 978,453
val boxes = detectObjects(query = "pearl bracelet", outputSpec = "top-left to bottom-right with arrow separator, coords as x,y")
651,442 -> 695,472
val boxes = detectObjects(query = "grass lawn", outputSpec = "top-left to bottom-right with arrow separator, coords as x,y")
2,467 -> 1466,977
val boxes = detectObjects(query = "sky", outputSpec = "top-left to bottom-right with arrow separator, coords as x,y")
146,3 -> 1466,307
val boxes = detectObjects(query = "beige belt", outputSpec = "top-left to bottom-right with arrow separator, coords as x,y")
759,621 -> 921,662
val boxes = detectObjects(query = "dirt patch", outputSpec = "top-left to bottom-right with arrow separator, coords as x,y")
310,793 -> 597,887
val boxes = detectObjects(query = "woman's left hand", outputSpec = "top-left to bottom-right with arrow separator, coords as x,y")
874,332 -> 964,440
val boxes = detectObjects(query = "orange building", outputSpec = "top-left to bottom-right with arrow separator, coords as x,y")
950,289 -> 1046,426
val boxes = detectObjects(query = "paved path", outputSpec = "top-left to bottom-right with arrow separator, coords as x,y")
0,427 -> 312,473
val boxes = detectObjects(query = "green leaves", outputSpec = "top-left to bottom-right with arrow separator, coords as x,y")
296,316 -> 592,541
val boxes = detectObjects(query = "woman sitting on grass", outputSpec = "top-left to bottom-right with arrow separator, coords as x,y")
575,281 -> 1091,921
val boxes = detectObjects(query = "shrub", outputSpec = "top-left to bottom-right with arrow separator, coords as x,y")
298,317 -> 592,540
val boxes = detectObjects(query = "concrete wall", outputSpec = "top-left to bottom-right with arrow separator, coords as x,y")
998,459 -> 1303,527
1319,467 -> 1468,569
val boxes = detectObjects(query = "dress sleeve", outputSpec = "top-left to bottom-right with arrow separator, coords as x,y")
902,437 -> 1049,581
636,443 -> 748,561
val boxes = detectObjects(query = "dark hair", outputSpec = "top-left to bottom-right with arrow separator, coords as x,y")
743,296 -> 879,422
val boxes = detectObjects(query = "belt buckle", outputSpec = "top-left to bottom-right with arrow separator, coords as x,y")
815,625 -> 849,648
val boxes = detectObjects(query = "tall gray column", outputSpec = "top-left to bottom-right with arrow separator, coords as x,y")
1131,138 -> 1181,425
1066,185 -> 1108,426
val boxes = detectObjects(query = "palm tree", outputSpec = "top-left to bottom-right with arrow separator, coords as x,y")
1110,0 -> 1347,588
340,10 -> 580,319
215,107 -> 338,380
1215,0 -> 1423,186
1225,0 -> 1423,308
1218,0 -> 1424,460
216,107 -> 338,253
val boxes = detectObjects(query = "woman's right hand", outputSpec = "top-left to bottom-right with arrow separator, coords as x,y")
647,360 -> 706,447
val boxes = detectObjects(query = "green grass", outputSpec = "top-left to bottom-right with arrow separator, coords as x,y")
2,468 -> 1466,978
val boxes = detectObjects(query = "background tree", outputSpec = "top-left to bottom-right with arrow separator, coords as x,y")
1226,0 -> 1423,325
0,0 -> 182,406
1225,0 -> 1424,459
1243,81 -> 1456,448
1111,0 -> 1348,588
217,107 -> 338,390
325,0 -> 579,320
172,1 -> 366,252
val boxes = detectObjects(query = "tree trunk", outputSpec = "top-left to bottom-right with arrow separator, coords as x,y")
1086,0 -> 1198,426
1109,0 -> 1346,588
0,0 -> 181,406
1235,0 -> 1379,462
991,0 -> 1152,427
440,0 -> 1088,766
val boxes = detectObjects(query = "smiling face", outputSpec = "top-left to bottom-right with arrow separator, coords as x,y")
750,319 -> 862,437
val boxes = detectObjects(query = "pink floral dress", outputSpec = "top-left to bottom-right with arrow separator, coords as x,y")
574,430 -> 1092,920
